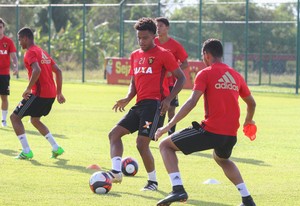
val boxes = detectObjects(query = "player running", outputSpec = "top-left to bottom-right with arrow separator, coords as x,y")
11,27 -> 66,159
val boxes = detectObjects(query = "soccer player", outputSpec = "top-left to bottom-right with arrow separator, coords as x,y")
0,18 -> 18,127
11,27 -> 66,159
107,17 -> 186,191
155,17 -> 188,135
155,39 -> 256,206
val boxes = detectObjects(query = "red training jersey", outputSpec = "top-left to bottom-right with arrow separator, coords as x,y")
154,37 -> 188,86
193,63 -> 251,136
0,36 -> 17,75
130,45 -> 179,103
24,45 -> 57,98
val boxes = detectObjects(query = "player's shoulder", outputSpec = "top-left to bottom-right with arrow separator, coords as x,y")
168,37 -> 183,47
2,35 -> 13,43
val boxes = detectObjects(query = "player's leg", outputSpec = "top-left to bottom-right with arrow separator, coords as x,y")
167,86 -> 179,135
30,116 -> 64,158
108,114 -> 133,183
157,131 -> 191,206
0,75 -> 10,127
213,137 -> 256,206
10,97 -> 33,159
167,105 -> 176,134
157,122 -> 218,205
137,100 -> 163,191
136,135 -> 158,191
1,95 -> 8,126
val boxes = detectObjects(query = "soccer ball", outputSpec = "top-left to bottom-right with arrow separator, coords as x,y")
89,171 -> 112,194
121,157 -> 138,176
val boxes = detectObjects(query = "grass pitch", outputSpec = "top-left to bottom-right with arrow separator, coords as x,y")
0,79 -> 299,206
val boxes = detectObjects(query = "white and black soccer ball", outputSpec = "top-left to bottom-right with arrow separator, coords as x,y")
89,171 -> 112,194
121,157 -> 138,176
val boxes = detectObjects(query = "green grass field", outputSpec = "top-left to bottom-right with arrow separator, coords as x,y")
1,79 -> 300,206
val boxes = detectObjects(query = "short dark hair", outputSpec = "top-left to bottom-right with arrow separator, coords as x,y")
155,17 -> 169,27
18,27 -> 34,40
0,18 -> 6,27
202,39 -> 223,58
134,17 -> 156,34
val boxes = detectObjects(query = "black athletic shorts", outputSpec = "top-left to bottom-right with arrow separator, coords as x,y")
0,75 -> 10,95
118,99 -> 165,140
171,121 -> 237,159
13,94 -> 55,118
169,86 -> 179,107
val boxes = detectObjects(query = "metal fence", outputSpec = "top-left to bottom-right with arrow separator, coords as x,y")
0,0 -> 299,93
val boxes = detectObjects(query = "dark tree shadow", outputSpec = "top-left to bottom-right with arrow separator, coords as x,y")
150,146 -> 269,167
114,191 -> 230,206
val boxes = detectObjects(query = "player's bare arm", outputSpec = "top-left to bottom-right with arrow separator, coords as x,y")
155,90 -> 202,141
10,52 -> 18,75
180,59 -> 188,70
160,68 -> 186,116
23,62 -> 41,100
52,64 -> 66,104
112,76 -> 136,112
242,94 -> 256,126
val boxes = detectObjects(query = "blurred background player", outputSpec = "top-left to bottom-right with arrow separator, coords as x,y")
155,17 -> 188,135
0,18 -> 18,127
155,39 -> 256,206
11,27 -> 66,159
107,17 -> 185,191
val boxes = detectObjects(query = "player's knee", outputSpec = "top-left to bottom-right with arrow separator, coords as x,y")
159,139 -> 170,154
213,151 -> 230,166
10,113 -> 17,122
136,139 -> 147,152
30,118 -> 40,126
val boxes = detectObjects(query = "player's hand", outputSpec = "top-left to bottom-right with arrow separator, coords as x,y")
57,93 -> 66,104
13,68 -> 18,76
243,120 -> 257,141
22,88 -> 31,100
154,126 -> 169,141
160,98 -> 171,116
112,98 -> 129,112
166,71 -> 173,77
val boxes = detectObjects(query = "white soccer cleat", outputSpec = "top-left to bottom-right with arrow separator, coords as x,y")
1,120 -> 7,127
107,170 -> 123,183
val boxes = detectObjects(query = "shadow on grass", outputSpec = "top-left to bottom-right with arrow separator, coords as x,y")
191,152 -> 269,166
0,126 -> 67,139
24,129 -> 67,139
0,149 -> 17,157
150,146 -> 269,167
115,191 -> 229,206
0,149 -> 105,174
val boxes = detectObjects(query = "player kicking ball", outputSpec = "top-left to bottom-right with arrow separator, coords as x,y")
155,39 -> 256,206
11,27 -> 66,159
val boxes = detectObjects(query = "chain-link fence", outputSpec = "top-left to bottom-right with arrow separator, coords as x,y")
0,0 -> 299,93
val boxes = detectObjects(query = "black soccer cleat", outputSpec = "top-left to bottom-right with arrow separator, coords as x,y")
141,180 -> 158,191
240,195 -> 256,206
157,185 -> 188,206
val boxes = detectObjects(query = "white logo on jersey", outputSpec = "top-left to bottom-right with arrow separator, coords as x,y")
41,51 -> 51,64
134,67 -> 153,74
215,71 -> 239,91
0,50 -> 8,55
